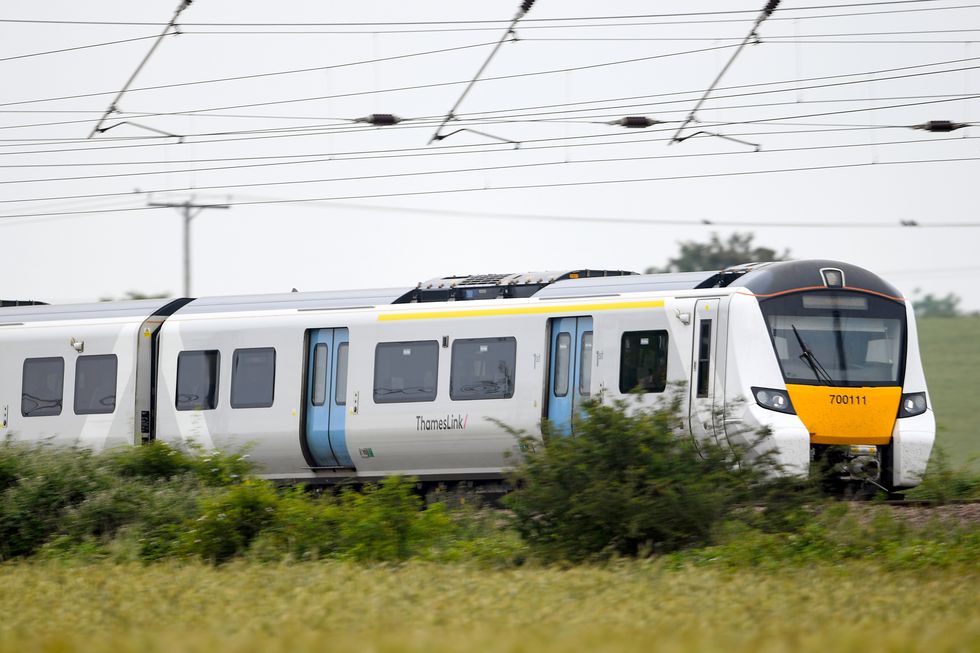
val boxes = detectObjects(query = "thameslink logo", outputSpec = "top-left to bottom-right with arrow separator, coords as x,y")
416,414 -> 468,431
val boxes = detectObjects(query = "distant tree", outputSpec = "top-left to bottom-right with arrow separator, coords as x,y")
99,291 -> 169,302
912,291 -> 961,318
646,232 -> 790,274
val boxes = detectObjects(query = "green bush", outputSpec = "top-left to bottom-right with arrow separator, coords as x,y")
905,446 -> 980,503
675,503 -> 980,570
335,476 -> 452,561
0,444 -> 110,559
504,394 -> 812,562
181,479 -> 282,563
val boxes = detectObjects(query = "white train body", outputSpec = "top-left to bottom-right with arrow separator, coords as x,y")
0,260 -> 935,489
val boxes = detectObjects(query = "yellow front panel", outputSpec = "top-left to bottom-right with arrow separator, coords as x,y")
785,384 -> 901,445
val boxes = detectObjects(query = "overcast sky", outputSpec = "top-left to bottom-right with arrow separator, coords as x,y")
1,0 -> 978,309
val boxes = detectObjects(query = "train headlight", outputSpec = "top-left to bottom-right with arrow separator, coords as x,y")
752,387 -> 796,414
898,392 -> 927,418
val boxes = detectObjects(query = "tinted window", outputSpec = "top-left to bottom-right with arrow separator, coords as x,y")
22,357 -> 64,417
374,341 -> 438,403
696,321 -> 712,398
231,348 -> 275,409
579,332 -> 593,397
450,337 -> 516,401
312,343 -> 328,406
74,354 -> 117,415
554,332 -> 571,397
619,331 -> 669,393
176,350 -> 219,411
335,342 -> 349,406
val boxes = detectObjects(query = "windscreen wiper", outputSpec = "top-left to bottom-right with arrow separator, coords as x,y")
791,325 -> 835,385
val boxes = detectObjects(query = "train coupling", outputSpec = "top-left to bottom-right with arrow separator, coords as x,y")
812,444 -> 881,483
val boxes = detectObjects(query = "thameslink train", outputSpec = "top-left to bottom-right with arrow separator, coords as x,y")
0,259 -> 934,491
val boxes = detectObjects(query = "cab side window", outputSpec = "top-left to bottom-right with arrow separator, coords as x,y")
619,331 -> 669,393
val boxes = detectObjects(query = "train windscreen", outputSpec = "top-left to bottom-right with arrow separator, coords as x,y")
759,291 -> 907,387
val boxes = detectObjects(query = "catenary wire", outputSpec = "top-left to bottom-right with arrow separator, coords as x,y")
1,154 -> 979,221
2,135 -> 978,205
0,2 -> 959,27
0,35 -> 164,63
0,43 -> 740,110
2,52 -> 977,148
2,57 -> 978,147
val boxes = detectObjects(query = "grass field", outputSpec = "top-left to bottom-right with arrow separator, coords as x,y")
0,561 -> 977,653
917,316 -> 980,469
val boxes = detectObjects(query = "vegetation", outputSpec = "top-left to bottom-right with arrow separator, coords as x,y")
912,290 -> 962,318
0,562 -> 977,653
0,394 -> 977,652
505,395 -> 810,562
917,315 -> 980,471
646,231 -> 789,273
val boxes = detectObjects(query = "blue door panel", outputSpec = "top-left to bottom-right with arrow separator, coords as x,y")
547,316 -> 592,435
305,328 -> 351,468
328,329 -> 352,466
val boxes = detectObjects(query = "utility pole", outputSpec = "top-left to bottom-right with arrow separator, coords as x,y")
148,199 -> 229,296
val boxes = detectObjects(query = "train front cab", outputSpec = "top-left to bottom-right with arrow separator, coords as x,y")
730,271 -> 934,491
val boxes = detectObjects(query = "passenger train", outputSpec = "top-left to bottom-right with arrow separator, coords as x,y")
0,259 -> 935,491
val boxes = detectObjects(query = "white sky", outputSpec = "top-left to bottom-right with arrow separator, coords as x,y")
1,0 -> 979,308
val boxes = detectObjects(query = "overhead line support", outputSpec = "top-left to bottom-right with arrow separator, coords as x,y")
671,0 -> 781,146
428,0 -> 536,145
87,0 -> 192,139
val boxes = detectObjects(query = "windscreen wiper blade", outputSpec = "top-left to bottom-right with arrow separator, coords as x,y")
791,325 -> 835,385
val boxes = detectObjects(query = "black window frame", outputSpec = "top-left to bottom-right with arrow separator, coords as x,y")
449,336 -> 517,401
373,340 -> 439,404
74,354 -> 118,415
618,330 -> 669,394
230,347 -> 276,409
176,350 -> 220,411
21,356 -> 65,417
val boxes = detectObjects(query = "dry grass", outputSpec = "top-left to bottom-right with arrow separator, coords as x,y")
0,561 -> 977,653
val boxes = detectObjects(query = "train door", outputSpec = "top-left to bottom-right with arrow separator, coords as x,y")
546,316 -> 593,434
689,299 -> 720,442
304,328 -> 352,468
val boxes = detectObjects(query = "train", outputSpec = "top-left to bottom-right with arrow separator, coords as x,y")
0,259 -> 935,492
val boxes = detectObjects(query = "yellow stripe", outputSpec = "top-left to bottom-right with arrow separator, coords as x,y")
378,299 -> 665,321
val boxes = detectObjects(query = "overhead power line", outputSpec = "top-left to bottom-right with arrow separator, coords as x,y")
2,135 -> 977,206
2,154 -> 979,221
0,35 -> 163,63
0,42 -> 739,110
0,1 -> 961,27
1,52 -> 975,150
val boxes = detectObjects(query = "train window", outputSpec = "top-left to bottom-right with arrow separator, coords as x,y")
312,343 -> 328,406
176,350 -> 220,411
74,354 -> 117,415
335,343 -> 349,406
231,348 -> 275,409
450,337 -> 516,401
696,321 -> 712,398
579,332 -> 593,397
619,331 -> 668,394
374,340 -> 439,403
554,332 -> 571,397
22,357 -> 64,417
